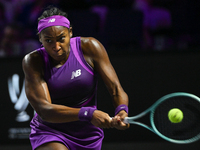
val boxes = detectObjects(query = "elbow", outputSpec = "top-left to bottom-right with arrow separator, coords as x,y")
34,104 -> 53,122
38,111 -> 49,122
123,92 -> 129,104
39,108 -> 53,122
110,83 -> 129,104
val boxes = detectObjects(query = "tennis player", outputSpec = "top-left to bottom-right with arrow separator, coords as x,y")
22,6 -> 129,150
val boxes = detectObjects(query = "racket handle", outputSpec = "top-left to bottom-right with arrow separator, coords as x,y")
110,117 -> 129,124
123,117 -> 129,124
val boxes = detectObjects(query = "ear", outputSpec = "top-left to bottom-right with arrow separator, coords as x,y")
69,27 -> 73,38
38,34 -> 42,43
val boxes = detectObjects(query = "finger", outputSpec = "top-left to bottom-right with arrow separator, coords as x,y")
116,116 -> 121,124
107,117 -> 113,128
112,117 -> 119,126
110,117 -> 115,128
102,117 -> 112,128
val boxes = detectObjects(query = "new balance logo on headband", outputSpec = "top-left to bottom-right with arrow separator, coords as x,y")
38,15 -> 70,33
48,18 -> 56,23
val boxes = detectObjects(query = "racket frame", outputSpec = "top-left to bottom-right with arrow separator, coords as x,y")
124,92 -> 200,144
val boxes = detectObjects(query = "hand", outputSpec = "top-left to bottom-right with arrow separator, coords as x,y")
91,110 -> 112,128
111,110 -> 130,130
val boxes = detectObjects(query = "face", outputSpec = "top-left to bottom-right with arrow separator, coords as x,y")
39,26 -> 72,62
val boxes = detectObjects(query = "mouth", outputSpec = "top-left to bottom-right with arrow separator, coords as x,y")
53,49 -> 63,56
54,49 -> 61,53
52,49 -> 64,58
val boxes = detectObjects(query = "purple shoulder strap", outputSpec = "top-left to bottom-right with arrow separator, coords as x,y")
70,37 -> 94,75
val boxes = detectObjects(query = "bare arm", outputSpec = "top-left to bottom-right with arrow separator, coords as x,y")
81,37 -> 129,129
22,51 -> 80,123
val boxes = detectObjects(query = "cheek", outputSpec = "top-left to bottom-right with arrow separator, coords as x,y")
43,43 -> 52,50
42,43 -> 54,54
64,37 -> 70,47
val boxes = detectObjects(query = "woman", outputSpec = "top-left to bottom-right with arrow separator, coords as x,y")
22,6 -> 129,150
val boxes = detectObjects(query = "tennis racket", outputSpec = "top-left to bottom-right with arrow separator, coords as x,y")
123,92 -> 200,144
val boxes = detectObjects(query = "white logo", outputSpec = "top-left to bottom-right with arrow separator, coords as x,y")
71,69 -> 81,79
8,74 -> 30,122
84,111 -> 88,116
48,18 -> 56,23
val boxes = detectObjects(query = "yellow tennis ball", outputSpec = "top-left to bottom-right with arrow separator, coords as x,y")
168,108 -> 183,123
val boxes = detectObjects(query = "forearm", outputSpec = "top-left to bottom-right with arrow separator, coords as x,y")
110,85 -> 129,117
37,103 -> 80,123
25,79 -> 80,123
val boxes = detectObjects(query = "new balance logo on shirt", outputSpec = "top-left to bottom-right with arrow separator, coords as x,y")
48,18 -> 56,23
71,69 -> 81,79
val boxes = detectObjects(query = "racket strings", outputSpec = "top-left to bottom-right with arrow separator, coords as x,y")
152,96 -> 200,140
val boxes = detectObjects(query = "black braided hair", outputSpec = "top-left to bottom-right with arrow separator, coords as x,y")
38,6 -> 68,22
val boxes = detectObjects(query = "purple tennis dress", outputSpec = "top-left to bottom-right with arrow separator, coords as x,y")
30,37 -> 104,150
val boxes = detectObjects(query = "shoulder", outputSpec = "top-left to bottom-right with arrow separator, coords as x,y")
80,37 -> 102,50
80,37 -> 106,58
23,50 -> 42,66
22,50 -> 44,75
79,37 -> 111,70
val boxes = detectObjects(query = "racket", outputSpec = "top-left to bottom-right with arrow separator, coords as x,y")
123,92 -> 200,144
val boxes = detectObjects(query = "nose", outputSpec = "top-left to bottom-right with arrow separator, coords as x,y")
53,42 -> 61,51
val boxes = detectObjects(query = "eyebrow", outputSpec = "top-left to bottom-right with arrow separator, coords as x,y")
44,32 -> 66,38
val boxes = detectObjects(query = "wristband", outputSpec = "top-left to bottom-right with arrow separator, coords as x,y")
78,107 -> 96,122
115,104 -> 128,116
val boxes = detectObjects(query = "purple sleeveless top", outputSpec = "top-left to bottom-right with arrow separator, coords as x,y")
39,37 -> 97,107
29,37 -> 104,150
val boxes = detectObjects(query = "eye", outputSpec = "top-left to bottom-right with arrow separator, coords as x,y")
45,39 -> 52,43
60,36 -> 65,42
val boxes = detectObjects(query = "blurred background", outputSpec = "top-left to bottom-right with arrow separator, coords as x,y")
0,0 -> 200,149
